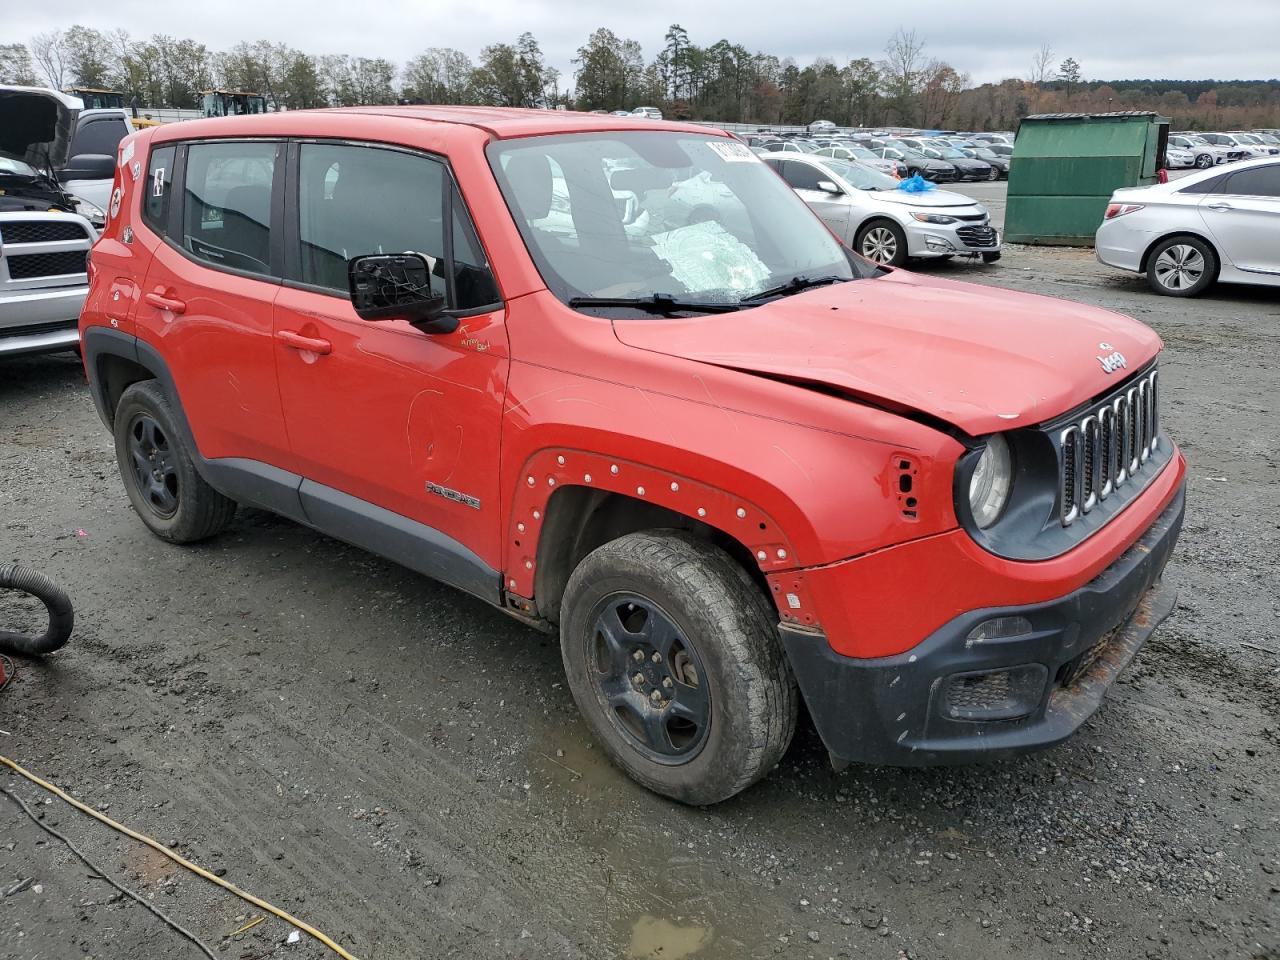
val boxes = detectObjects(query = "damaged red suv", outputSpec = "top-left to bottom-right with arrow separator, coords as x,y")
80,108 -> 1185,804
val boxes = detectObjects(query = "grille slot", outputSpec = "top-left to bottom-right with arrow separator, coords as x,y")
1058,368 -> 1159,526
4,250 -> 88,280
0,220 -> 90,244
956,225 -> 999,247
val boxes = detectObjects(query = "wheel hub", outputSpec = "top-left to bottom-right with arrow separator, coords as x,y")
127,414 -> 180,519
588,595 -> 710,763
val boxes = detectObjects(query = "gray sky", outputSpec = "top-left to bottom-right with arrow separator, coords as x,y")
12,0 -> 1280,87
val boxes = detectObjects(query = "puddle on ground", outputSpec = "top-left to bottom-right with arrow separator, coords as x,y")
625,915 -> 714,959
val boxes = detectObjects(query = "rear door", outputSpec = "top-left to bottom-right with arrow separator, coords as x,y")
135,139 -> 292,466
1198,163 -> 1280,276
273,140 -> 509,571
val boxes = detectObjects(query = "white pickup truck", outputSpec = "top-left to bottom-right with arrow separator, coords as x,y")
0,87 -> 100,357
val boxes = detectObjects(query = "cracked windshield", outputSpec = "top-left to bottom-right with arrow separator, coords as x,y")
489,132 -> 859,306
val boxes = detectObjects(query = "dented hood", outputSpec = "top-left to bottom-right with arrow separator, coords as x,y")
612,270 -> 1162,435
0,86 -> 82,169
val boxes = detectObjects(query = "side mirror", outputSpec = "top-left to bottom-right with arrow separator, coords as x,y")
816,179 -> 843,195
347,253 -> 458,334
60,154 -> 116,181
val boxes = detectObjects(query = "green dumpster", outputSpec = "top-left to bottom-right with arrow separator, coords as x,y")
1004,112 -> 1169,245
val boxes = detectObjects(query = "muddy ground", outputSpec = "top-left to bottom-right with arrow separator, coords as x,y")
1,242 -> 1277,960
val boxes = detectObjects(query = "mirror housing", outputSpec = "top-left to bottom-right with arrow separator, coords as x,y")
816,179 -> 842,195
347,253 -> 457,334
59,154 -> 115,181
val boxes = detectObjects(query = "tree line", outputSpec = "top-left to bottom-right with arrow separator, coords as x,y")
0,26 -> 1276,131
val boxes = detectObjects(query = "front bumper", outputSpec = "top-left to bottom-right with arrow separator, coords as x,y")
0,287 -> 86,356
907,220 -> 1002,258
780,485 -> 1184,765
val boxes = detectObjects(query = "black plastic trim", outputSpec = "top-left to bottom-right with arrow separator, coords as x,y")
781,484 -> 1184,766
82,327 -> 501,607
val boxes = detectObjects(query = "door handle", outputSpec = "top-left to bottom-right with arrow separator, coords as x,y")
144,291 -> 186,314
277,330 -> 332,355
1205,202 -> 1232,212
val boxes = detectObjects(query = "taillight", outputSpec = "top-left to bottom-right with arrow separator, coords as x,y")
1104,203 -> 1145,220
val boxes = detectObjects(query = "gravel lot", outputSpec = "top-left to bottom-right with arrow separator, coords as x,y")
1,222 -> 1277,960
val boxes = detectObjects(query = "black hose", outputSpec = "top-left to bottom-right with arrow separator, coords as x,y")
0,564 -> 73,655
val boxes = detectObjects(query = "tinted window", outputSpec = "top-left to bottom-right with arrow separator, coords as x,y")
1222,165 -> 1280,197
143,144 -> 175,233
295,144 -> 498,309
1179,173 -> 1228,195
782,162 -> 826,191
72,117 -> 128,159
183,141 -> 279,276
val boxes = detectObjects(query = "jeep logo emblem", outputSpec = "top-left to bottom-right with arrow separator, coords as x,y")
1097,350 -> 1127,374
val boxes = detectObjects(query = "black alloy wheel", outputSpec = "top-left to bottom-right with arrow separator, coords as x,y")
127,414 -> 179,518
587,593 -> 711,763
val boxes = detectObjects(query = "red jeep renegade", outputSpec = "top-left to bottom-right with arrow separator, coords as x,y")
80,108 -> 1186,804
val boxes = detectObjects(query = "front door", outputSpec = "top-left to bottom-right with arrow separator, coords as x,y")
779,160 -> 852,242
273,140 -> 509,572
1199,163 -> 1280,276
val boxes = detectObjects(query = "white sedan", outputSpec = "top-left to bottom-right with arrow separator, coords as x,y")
761,153 -> 999,266
1096,157 -> 1280,296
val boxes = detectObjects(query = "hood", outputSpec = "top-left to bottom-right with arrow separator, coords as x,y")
0,86 -> 82,169
870,188 -> 979,209
612,270 -> 1162,435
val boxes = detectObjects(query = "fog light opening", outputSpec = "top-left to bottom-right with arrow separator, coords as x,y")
964,615 -> 1033,648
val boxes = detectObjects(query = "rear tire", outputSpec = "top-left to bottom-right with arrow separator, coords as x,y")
113,380 -> 237,543
559,531 -> 797,805
1194,154 -> 1213,169
855,219 -> 909,267
1145,235 -> 1216,297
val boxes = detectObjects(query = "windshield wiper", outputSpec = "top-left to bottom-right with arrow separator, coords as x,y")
568,293 -> 741,314
740,274 -> 846,303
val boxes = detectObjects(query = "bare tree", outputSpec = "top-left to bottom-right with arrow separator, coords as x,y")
1030,43 -> 1055,85
30,30 -> 68,89
880,27 -> 926,124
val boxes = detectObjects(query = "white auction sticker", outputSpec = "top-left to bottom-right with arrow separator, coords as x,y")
707,140 -> 758,163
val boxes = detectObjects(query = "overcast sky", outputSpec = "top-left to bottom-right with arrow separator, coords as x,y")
11,0 -> 1280,87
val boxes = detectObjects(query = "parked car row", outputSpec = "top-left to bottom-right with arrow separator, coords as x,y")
1166,131 -> 1280,169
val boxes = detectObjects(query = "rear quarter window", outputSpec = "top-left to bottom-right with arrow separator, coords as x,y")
143,145 -> 176,234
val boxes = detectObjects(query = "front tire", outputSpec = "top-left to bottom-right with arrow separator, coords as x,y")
987,167 -> 999,181
855,219 -> 909,266
113,380 -> 237,543
1146,235 -> 1216,297
559,531 -> 797,805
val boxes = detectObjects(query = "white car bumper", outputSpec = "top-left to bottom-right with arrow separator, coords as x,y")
1095,216 -> 1157,273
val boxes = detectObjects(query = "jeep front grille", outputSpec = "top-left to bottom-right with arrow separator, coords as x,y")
1058,368 -> 1159,526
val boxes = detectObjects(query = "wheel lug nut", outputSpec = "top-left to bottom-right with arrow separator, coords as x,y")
649,690 -> 662,703
632,672 -> 644,686
632,649 -> 644,662
651,652 -> 662,664
662,677 -> 673,689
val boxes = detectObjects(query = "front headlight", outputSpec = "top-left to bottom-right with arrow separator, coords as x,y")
968,434 -> 1013,529
911,212 -> 957,224
74,198 -> 106,228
